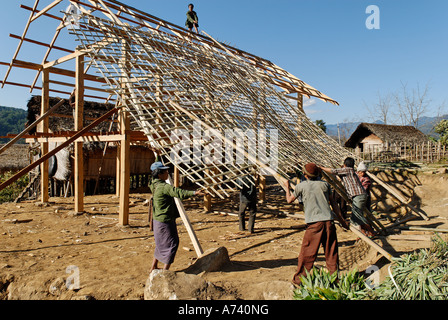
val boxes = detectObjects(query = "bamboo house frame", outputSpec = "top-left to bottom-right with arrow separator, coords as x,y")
1,0 -> 427,260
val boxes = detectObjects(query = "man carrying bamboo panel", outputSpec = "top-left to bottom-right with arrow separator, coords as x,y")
284,163 -> 349,286
149,161 -> 205,272
319,157 -> 376,238
185,3 -> 199,33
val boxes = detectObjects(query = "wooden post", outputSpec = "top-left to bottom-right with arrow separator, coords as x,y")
118,107 -> 130,226
118,39 -> 130,226
173,166 -> 180,188
39,68 -> 50,203
204,169 -> 212,213
115,144 -> 121,196
74,55 -> 84,214
259,174 -> 266,203
297,92 -> 304,113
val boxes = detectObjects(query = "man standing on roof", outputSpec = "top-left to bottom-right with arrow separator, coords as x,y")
186,3 -> 199,34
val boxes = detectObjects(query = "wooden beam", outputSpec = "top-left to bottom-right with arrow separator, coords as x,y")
20,4 -> 63,22
1,0 -> 40,88
30,17 -> 67,92
30,0 -> 63,22
74,55 -> 85,214
2,59 -> 106,83
39,68 -> 50,203
9,33 -> 72,54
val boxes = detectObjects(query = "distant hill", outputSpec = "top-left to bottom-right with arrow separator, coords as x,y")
0,106 -> 27,144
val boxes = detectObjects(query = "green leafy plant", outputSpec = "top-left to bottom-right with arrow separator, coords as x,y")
373,234 -> 448,300
293,267 -> 369,300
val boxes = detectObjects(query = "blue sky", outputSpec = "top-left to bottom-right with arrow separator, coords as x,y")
0,0 -> 447,125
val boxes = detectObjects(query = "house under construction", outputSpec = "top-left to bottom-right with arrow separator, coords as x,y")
0,0 -> 427,260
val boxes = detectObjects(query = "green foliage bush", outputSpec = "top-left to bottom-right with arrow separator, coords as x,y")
373,234 -> 448,300
293,268 -> 369,300
293,235 -> 448,300
0,171 -> 29,204
0,106 -> 27,144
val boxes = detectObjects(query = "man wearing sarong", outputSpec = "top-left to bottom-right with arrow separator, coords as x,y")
149,161 -> 204,272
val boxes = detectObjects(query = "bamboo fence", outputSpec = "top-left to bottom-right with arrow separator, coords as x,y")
354,141 -> 448,163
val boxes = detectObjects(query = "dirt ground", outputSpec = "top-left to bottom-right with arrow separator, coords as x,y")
1,172 -> 448,300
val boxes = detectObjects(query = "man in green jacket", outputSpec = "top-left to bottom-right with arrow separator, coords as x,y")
149,161 -> 204,272
185,3 -> 199,33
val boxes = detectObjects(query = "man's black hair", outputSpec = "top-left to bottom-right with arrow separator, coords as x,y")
152,168 -> 168,179
344,157 -> 355,168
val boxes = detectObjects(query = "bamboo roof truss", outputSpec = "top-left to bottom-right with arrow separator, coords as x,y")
1,0 -> 352,198
62,3 -> 354,198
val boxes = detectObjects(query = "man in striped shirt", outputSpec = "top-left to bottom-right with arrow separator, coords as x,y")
320,157 -> 375,238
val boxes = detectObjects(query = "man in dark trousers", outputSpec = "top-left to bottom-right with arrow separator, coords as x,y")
185,3 -> 199,33
237,168 -> 259,234
284,163 -> 349,286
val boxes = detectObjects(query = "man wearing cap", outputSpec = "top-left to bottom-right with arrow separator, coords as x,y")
356,162 -> 372,211
284,163 -> 348,286
149,161 -> 204,272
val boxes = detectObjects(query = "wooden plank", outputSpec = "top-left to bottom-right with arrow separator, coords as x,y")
2,59 -> 106,83
398,225 -> 448,234
168,175 -> 204,257
350,226 -> 393,261
74,55 -> 85,214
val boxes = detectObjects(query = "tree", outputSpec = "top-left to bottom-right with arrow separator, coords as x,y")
315,119 -> 327,133
434,119 -> 448,146
394,81 -> 431,128
364,90 -> 393,124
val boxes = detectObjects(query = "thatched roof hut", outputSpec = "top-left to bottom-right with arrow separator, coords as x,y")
344,123 -> 428,150
27,95 -> 118,133
26,96 -> 155,193
0,144 -> 30,174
